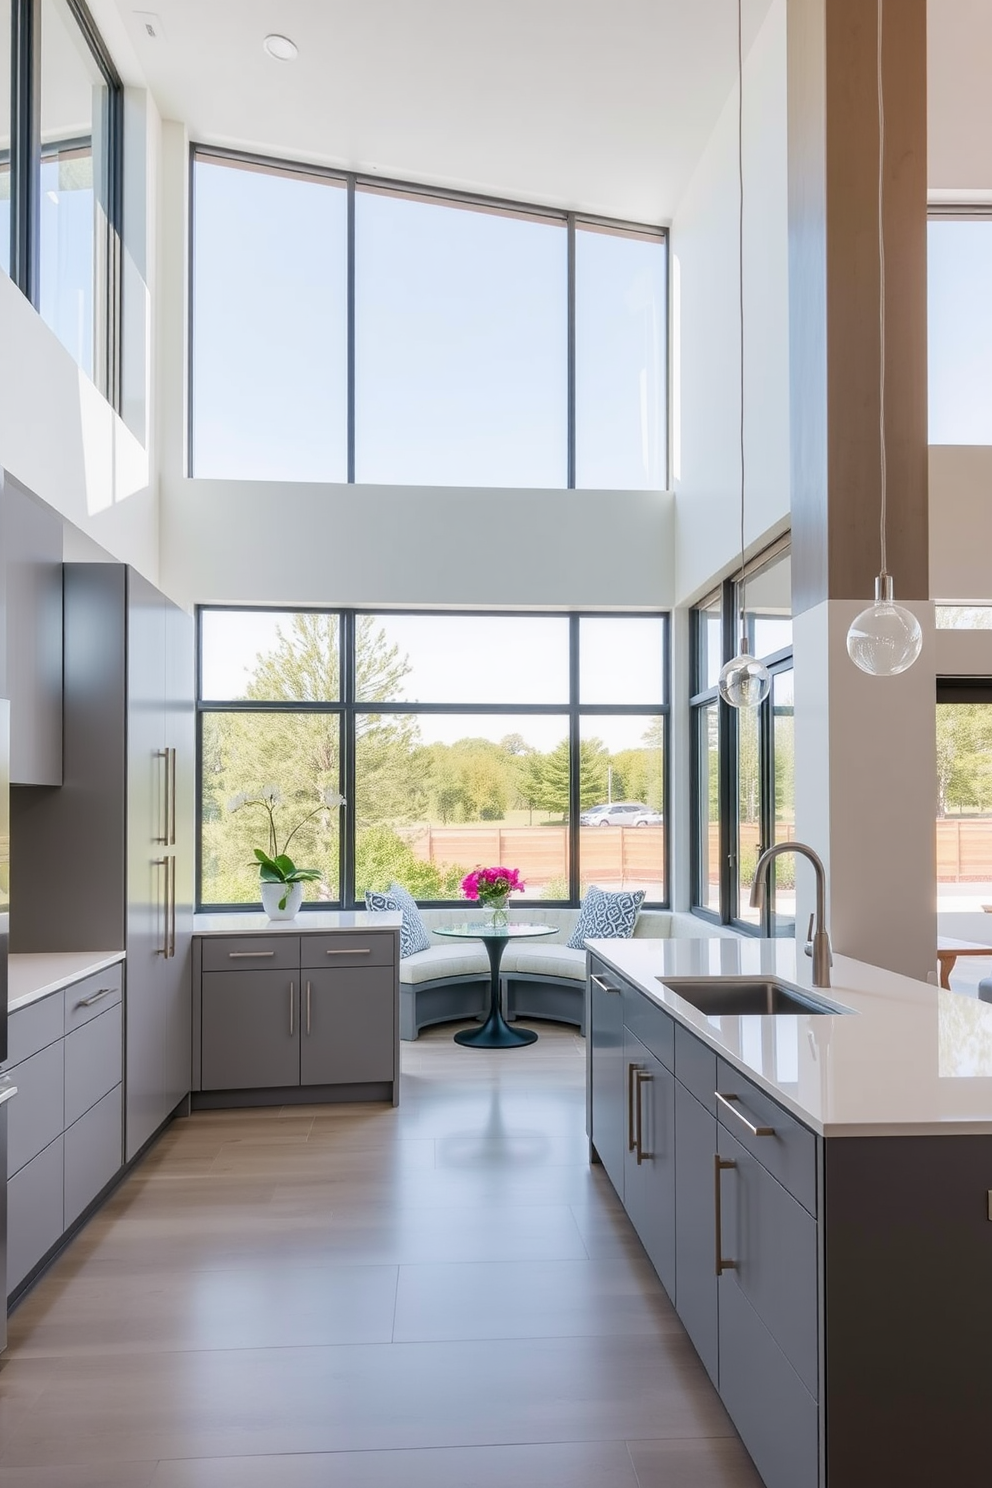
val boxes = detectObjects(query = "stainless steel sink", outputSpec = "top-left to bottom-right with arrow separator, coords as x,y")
657,975 -> 850,1016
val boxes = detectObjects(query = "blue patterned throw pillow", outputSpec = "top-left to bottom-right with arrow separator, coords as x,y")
567,886 -> 645,949
364,884 -> 431,959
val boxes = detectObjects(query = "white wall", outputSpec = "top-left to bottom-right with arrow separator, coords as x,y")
161,479 -> 673,611
928,0 -> 992,194
669,0 -> 790,608
929,446 -> 992,601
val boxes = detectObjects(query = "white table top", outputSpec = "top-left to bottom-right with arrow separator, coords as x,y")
587,936 -> 992,1138
8,951 -> 125,1015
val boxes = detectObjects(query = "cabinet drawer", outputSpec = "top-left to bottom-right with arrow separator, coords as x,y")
300,934 -> 394,970
7,1135 -> 64,1295
7,1041 -> 64,1178
64,1085 -> 122,1227
716,1058 -> 818,1215
7,992 -> 63,1065
63,963 -> 123,1033
64,1004 -> 123,1128
622,986 -> 674,1070
201,936 -> 300,972
675,1024 -> 717,1113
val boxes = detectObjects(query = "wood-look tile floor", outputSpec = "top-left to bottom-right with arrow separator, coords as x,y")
0,1023 -> 762,1488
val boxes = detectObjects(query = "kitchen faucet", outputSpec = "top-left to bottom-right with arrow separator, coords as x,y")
750,841 -> 833,987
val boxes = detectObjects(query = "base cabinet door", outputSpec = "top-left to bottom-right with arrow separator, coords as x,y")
674,1080 -> 718,1384
64,1086 -> 123,1226
301,969 -> 395,1086
589,962 -> 625,1195
716,1125 -> 819,1488
623,1030 -> 676,1298
7,1136 -> 64,1294
201,972 -> 300,1089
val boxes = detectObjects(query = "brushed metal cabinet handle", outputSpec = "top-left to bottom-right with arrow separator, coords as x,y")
627,1062 -> 638,1153
0,1080 -> 17,1108
591,974 -> 621,995
169,747 -> 177,846
715,1154 -> 737,1275
306,980 -> 312,1036
156,858 -> 169,955
157,749 -> 170,844
168,855 -> 177,959
716,1091 -> 775,1137
228,951 -> 276,959
289,981 -> 295,1038
78,986 -> 115,1008
326,947 -> 371,956
634,1068 -> 653,1165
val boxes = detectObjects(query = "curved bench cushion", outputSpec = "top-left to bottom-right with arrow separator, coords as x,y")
399,942 -> 490,985
499,944 -> 587,981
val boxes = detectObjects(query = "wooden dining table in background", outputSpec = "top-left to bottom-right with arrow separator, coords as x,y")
936,937 -> 992,990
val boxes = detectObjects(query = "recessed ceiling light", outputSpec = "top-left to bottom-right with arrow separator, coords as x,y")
263,33 -> 298,62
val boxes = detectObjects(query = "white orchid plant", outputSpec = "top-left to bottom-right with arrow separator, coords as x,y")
227,784 -> 346,910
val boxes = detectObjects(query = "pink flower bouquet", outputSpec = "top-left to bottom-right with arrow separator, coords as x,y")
461,866 -> 525,907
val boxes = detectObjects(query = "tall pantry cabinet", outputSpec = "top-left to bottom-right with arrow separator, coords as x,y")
10,564 -> 194,1160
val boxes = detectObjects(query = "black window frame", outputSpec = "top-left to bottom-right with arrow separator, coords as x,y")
187,143 -> 670,491
5,0 -> 123,403
195,606 -> 671,913
689,541 -> 794,935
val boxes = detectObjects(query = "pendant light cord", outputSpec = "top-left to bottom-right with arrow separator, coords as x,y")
737,0 -> 747,640
877,0 -> 887,577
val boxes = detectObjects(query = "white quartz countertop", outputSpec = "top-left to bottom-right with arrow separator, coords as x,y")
8,951 -> 125,1015
194,911 -> 402,935
587,936 -> 992,1138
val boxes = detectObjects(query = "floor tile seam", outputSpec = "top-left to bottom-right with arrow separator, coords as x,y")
128,1436 -> 679,1471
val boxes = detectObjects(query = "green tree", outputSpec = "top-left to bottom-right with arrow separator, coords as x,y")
523,737 -> 608,818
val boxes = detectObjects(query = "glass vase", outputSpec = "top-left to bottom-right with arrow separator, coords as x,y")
484,895 -> 510,930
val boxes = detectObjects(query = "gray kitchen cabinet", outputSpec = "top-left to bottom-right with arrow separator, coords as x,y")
587,957 -> 823,1488
201,971 -> 300,1090
674,1079 -> 719,1384
6,968 -> 124,1302
301,967 -> 395,1086
6,1040 -> 64,1178
9,564 -> 194,1161
64,1086 -> 123,1227
587,957 -> 625,1194
0,476 -> 63,786
7,1136 -> 64,1294
622,1027 -> 676,1298
195,930 -> 400,1106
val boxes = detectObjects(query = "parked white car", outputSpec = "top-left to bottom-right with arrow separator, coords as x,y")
579,801 -> 663,827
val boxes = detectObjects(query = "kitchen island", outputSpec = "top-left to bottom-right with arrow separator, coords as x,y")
585,936 -> 992,1488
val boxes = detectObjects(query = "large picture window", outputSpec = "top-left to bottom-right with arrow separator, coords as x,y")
190,147 -> 668,490
928,215 -> 992,445
690,542 -> 793,934
2,0 -> 121,394
198,610 -> 669,910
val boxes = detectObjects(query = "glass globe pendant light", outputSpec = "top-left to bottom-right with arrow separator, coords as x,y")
846,0 -> 922,679
718,0 -> 770,712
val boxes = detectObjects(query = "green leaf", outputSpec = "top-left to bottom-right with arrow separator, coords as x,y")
273,853 -> 296,875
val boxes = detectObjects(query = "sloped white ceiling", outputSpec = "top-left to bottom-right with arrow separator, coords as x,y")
95,0 -> 774,223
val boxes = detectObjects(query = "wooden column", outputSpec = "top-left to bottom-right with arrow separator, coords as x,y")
789,0 -> 928,612
787,0 -> 936,982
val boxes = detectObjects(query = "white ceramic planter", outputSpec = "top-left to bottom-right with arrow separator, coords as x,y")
261,880 -> 303,920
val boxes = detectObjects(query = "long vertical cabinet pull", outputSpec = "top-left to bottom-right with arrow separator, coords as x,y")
627,1062 -> 638,1152
634,1069 -> 652,1165
289,981 -> 295,1037
157,750 -> 170,844
168,747 -> 177,846
306,980 -> 312,1035
156,858 -> 169,955
714,1155 -> 737,1275
168,855 -> 177,959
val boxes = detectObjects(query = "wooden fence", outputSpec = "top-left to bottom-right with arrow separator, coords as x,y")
406,823 -> 666,891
